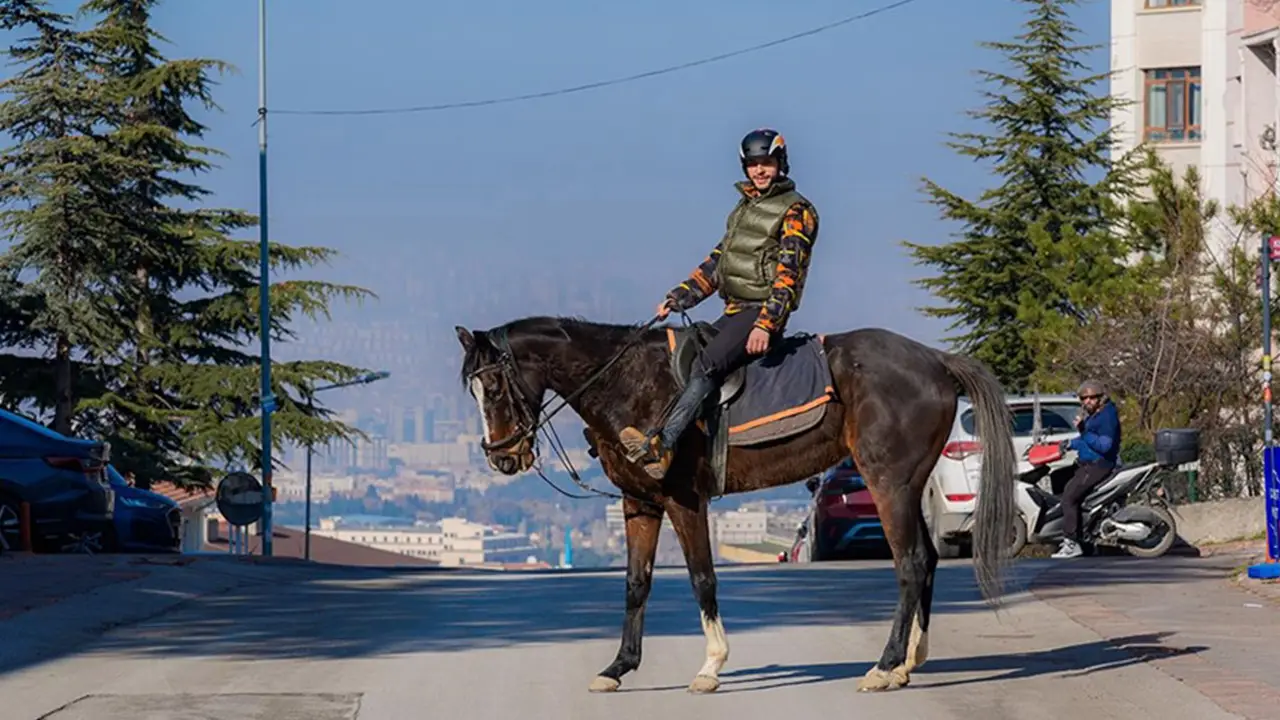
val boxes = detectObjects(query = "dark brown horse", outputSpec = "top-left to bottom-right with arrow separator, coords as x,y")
455,315 -> 1016,693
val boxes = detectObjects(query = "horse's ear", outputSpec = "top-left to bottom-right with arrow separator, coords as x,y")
455,326 -> 475,352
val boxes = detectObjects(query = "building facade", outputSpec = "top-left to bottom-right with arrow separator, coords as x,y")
1110,0 -> 1280,254
311,516 -> 537,567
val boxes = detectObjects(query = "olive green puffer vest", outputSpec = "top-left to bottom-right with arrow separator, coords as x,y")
714,177 -> 816,307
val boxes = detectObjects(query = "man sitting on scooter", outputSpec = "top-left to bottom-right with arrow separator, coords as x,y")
1053,379 -> 1122,559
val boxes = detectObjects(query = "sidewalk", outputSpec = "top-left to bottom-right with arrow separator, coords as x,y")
1031,549 -> 1280,720
0,553 -> 154,621
0,552 -> 355,676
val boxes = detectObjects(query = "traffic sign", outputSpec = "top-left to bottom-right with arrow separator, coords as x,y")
216,471 -> 265,527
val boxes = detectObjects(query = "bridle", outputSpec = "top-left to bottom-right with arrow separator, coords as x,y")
465,327 -> 542,455
464,316 -> 664,502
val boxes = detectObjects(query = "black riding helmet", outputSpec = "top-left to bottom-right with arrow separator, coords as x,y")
739,128 -> 790,176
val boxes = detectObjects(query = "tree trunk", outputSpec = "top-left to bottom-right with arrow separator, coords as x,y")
135,265 -> 151,365
54,332 -> 73,435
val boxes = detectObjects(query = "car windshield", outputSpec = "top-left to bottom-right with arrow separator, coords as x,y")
960,402 -> 1079,437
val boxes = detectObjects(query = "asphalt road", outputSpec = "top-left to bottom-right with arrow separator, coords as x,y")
0,555 -> 1267,720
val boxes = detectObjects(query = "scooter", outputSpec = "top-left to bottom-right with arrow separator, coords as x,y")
1010,441 -> 1184,559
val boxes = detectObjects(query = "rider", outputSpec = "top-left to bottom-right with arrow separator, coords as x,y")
619,128 -> 820,480
1054,379 -> 1122,559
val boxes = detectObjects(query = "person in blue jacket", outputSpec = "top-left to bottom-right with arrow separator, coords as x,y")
1053,379 -> 1122,559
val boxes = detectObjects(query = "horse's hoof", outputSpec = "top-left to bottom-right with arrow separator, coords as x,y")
589,675 -> 621,693
857,666 -> 909,692
688,674 -> 721,694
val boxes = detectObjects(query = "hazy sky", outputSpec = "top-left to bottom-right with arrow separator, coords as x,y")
125,0 -> 1106,346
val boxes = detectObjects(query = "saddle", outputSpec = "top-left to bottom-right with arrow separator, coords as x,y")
662,322 -> 835,499
667,322 -> 746,404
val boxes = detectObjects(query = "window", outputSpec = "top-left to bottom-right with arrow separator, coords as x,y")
1144,67 -> 1201,143
1144,0 -> 1199,7
961,402 -> 1080,437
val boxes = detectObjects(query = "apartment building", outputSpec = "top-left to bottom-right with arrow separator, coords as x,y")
1110,0 -> 1280,254
312,516 -> 537,567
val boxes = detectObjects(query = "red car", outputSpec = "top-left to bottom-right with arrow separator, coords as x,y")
782,457 -> 887,562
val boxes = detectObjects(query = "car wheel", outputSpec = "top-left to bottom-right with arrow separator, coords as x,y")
59,524 -> 109,555
926,489 -> 960,559
808,520 -> 827,562
0,495 -> 21,552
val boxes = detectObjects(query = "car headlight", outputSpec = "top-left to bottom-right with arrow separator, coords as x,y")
118,496 -> 171,510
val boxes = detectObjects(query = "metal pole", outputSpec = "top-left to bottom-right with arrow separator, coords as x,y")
305,398 -> 313,561
1264,233 -> 1273,448
257,0 -> 275,556
301,371 -> 388,560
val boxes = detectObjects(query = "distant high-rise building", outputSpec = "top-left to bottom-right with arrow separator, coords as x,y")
422,409 -> 436,443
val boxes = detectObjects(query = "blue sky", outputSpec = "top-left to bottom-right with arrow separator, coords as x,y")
25,0 -> 1111,347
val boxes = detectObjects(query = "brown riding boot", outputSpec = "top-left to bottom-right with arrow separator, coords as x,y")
619,427 -> 672,479
619,375 -> 715,480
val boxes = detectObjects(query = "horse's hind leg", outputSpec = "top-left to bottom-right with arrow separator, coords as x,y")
590,495 -> 663,692
905,499 -> 939,673
664,484 -> 728,694
857,456 -> 935,692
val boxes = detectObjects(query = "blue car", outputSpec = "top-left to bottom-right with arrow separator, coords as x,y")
0,408 -> 113,553
106,466 -> 181,553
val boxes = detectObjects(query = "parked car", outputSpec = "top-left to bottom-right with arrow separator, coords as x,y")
784,457 -> 886,562
923,393 -> 1081,558
106,466 -> 181,553
0,408 -> 113,554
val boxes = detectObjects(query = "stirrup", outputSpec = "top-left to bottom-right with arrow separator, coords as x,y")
622,429 -> 662,464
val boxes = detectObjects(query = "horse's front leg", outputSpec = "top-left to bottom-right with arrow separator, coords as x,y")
665,483 -> 728,694
589,495 -> 663,692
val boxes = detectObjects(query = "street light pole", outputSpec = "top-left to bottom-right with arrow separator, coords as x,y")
304,371 -> 390,561
257,0 -> 275,556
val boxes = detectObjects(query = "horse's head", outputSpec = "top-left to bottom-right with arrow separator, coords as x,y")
456,324 -> 545,475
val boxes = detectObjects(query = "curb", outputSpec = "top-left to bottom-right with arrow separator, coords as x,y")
1030,561 -> 1280,720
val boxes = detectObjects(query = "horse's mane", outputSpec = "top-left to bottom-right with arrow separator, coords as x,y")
458,315 -> 659,386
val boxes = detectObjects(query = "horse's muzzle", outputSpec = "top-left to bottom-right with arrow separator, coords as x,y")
486,439 -> 535,476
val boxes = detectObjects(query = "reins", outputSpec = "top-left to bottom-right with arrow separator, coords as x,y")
474,314 -> 667,506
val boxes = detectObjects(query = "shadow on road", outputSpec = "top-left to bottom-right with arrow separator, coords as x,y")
1029,554 -> 1246,596
617,632 -> 1206,693
64,556 -> 1226,667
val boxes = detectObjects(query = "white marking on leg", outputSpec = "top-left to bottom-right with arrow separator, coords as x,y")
695,610 -> 729,684
904,610 -> 929,672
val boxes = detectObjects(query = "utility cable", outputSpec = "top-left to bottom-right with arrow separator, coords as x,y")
273,0 -> 923,116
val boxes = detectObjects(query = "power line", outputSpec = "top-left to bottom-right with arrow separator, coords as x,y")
273,0 -> 923,117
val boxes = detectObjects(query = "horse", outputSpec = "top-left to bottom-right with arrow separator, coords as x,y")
455,315 -> 1017,694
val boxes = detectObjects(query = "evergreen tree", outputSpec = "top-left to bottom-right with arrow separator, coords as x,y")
902,0 -> 1139,390
0,0 -> 133,433
72,0 -> 375,486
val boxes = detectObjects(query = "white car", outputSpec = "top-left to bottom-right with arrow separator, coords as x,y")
922,393 -> 1082,558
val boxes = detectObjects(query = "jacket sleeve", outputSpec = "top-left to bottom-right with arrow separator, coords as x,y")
1072,405 -> 1119,455
756,202 -> 819,332
665,243 -> 722,311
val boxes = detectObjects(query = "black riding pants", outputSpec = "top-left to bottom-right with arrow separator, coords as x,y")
1061,461 -> 1114,541
692,308 -> 771,383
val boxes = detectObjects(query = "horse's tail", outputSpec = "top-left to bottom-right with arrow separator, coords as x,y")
937,351 -> 1016,607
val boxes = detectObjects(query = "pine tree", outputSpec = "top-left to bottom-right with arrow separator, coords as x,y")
902,0 -> 1139,390
0,0 -> 135,433
69,0 -> 374,486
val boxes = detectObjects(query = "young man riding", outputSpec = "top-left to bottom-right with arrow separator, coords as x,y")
619,128 -> 820,480
1053,379 -> 1122,559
